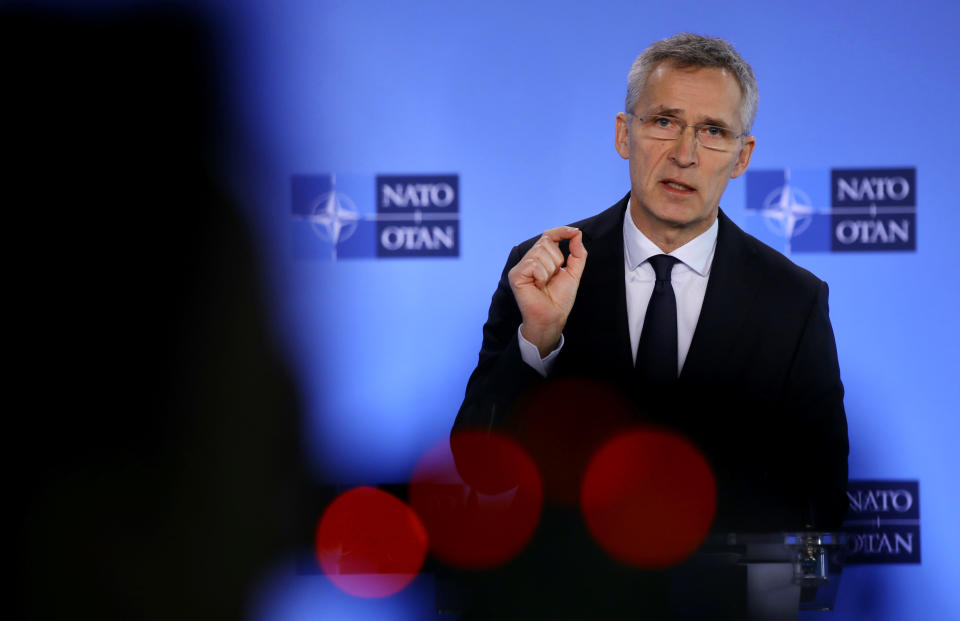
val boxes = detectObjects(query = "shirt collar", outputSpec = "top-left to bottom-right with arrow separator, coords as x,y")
622,197 -> 719,277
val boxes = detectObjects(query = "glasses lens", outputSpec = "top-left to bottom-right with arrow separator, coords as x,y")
698,126 -> 735,151
644,115 -> 681,139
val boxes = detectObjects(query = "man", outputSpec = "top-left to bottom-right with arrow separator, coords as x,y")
455,33 -> 848,533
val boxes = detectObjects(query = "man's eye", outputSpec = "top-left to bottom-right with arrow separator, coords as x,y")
703,125 -> 729,138
653,116 -> 674,128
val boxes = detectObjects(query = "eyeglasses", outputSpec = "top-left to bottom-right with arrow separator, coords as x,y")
627,113 -> 746,152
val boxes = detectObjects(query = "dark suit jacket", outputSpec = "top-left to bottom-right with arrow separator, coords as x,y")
455,193 -> 849,531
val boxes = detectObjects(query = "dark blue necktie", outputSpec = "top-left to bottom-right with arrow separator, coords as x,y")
636,254 -> 680,384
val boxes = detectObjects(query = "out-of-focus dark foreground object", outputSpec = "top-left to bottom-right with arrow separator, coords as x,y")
4,5 -> 308,620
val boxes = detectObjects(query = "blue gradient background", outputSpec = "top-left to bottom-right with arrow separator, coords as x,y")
215,2 -> 960,618
58,0 -> 960,618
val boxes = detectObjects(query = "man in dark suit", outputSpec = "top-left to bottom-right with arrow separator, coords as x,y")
455,33 -> 848,533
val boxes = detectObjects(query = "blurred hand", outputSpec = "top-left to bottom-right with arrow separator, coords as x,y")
508,226 -> 587,357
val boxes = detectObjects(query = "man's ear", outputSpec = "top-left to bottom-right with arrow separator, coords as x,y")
730,135 -> 756,179
615,112 -> 631,160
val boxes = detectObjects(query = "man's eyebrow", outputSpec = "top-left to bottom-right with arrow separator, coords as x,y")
699,116 -> 733,128
648,107 -> 734,128
649,106 -> 684,117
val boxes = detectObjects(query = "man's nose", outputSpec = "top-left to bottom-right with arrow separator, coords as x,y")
670,126 -> 698,167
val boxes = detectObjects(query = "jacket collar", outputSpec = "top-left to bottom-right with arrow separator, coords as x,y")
574,193 -> 761,381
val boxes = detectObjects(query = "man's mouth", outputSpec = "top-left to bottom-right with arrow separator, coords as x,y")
661,179 -> 696,192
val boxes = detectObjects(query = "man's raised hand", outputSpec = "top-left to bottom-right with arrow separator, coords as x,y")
508,226 -> 587,357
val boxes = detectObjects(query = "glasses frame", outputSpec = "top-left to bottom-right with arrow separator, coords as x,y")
626,112 -> 747,153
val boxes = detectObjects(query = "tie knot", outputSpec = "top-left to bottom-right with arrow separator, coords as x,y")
648,254 -> 679,282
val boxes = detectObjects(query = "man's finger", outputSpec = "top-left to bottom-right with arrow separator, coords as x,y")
529,257 -> 553,287
513,256 -> 552,288
534,235 -> 565,267
539,225 -> 581,244
564,230 -> 588,281
527,245 -> 562,278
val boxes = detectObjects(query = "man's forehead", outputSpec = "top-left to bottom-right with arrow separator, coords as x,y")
639,62 -> 741,120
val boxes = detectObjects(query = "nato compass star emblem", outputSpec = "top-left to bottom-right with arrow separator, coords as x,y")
760,169 -> 815,254
306,175 -> 360,260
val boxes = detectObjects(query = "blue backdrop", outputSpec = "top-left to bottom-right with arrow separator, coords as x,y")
206,1 -> 960,618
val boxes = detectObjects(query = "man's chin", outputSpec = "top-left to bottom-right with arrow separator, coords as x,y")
651,208 -> 713,231
630,197 -> 716,236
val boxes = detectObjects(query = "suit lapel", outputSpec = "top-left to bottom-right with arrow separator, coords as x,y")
680,209 -> 762,382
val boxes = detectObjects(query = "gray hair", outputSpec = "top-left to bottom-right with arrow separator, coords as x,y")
625,33 -> 758,134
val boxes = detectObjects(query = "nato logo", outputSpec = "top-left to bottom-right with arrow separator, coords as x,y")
842,479 -> 920,564
291,173 -> 459,259
745,168 -> 916,253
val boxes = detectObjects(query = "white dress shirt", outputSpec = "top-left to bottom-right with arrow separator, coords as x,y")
519,199 -> 718,377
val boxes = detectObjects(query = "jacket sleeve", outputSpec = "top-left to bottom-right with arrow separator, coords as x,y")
453,243 -> 546,432
782,281 -> 850,529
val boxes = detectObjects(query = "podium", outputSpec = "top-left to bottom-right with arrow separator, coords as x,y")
435,532 -> 846,620
694,532 -> 847,620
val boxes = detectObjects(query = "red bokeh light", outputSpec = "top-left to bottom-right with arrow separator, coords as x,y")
315,486 -> 428,598
580,429 -> 716,568
408,431 -> 543,569
512,378 -> 635,505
